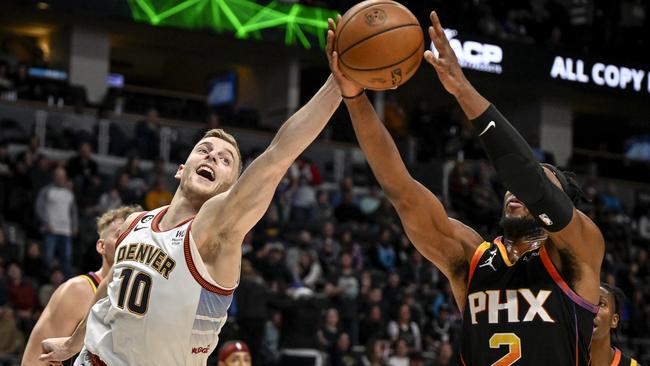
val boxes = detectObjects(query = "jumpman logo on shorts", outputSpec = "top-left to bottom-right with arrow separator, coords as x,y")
479,247 -> 498,271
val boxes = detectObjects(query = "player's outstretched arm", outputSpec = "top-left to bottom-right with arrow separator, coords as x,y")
191,20 -> 342,271
22,278 -> 96,365
328,15 -> 482,291
424,11 -> 604,301
39,267 -> 113,363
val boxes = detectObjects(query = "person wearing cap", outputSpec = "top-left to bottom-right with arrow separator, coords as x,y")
218,340 -> 251,366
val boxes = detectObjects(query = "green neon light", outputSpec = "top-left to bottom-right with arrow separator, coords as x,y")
127,0 -> 339,49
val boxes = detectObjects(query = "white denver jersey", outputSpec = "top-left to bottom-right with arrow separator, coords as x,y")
77,206 -> 236,366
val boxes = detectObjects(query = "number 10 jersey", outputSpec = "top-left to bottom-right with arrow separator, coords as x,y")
80,206 -> 236,366
461,238 -> 597,366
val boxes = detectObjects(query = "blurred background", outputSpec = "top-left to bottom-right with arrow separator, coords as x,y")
0,0 -> 649,365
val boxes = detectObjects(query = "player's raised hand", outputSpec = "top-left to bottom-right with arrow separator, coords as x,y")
39,337 -> 76,363
423,11 -> 469,97
326,16 -> 364,98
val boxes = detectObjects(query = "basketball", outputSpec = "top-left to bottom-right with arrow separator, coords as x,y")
335,0 -> 424,90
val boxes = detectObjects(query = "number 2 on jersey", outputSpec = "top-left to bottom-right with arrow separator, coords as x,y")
489,333 -> 521,366
117,268 -> 153,315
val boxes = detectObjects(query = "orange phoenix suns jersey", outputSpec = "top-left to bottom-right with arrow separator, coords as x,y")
611,347 -> 641,366
461,238 -> 598,366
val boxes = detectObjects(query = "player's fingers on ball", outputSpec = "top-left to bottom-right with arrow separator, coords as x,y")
331,51 -> 342,72
328,18 -> 335,31
336,14 -> 342,27
326,30 -> 334,56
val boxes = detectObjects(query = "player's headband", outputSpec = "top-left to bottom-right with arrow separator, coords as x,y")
218,341 -> 250,361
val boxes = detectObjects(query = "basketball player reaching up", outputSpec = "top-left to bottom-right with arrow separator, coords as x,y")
39,20 -> 354,366
591,284 -> 641,366
329,12 -> 604,365
22,205 -> 141,366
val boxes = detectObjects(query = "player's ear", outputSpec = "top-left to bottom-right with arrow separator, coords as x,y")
96,239 -> 105,255
175,164 -> 184,180
611,312 -> 620,329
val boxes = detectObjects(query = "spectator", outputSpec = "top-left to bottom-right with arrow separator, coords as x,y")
330,332 -> 362,366
289,176 -> 317,223
387,339 -> 410,366
0,61 -> 12,92
638,207 -> 650,242
296,250 -> 322,289
359,304 -> 386,348
120,154 -> 148,201
145,177 -> 173,211
429,305 -> 453,343
334,191 -> 364,223
432,341 -> 454,366
5,262 -> 37,334
235,259 -> 269,366
13,63 -> 32,100
0,231 -> 17,266
134,108 -> 161,160
116,172 -> 140,206
22,241 -> 47,284
312,190 -> 334,223
96,186 -> 123,214
360,186 -> 382,216
66,141 -> 99,207
262,310 -> 282,365
362,338 -> 389,366
0,142 -> 10,219
35,165 -> 77,276
37,268 -> 64,308
371,229 -> 396,272
254,242 -> 293,287
340,229 -> 364,271
318,307 -> 341,356
387,304 -> 422,352
7,151 -> 36,230
0,305 -> 24,364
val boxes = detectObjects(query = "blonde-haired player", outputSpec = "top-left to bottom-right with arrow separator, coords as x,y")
39,19 -> 354,366
21,205 -> 141,366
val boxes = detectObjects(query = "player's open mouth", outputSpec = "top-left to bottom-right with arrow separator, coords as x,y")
507,198 -> 523,209
196,165 -> 215,181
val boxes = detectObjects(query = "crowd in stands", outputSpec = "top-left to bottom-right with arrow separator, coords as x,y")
0,1 -> 648,363
301,0 -> 648,54
0,108 -> 649,365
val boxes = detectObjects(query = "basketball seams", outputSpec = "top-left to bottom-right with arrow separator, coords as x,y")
338,23 -> 421,57
339,37 -> 423,72
335,0 -> 423,89
335,0 -> 410,51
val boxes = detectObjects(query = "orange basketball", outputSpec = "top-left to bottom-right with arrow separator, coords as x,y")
335,0 -> 423,90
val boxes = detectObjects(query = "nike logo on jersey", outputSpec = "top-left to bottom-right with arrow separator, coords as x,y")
479,121 -> 496,136
133,214 -> 154,231
468,289 -> 554,325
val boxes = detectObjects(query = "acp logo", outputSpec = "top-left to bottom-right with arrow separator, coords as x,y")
430,29 -> 503,74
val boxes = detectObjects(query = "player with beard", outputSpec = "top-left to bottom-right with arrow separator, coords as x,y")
591,284 -> 640,366
38,19 -> 353,366
328,12 -> 604,365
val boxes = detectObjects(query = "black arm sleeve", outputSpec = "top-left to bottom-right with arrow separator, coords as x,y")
473,105 -> 574,232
